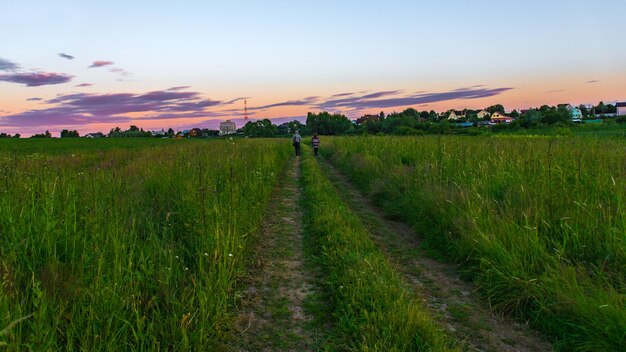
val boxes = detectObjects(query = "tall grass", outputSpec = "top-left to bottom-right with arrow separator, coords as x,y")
322,135 -> 626,351
301,147 -> 455,351
0,138 -> 291,350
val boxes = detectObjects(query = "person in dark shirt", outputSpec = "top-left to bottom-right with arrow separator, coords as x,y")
311,133 -> 320,156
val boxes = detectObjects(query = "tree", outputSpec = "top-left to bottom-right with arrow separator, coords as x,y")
541,106 -> 570,125
243,119 -> 278,137
510,110 -> 520,118
60,129 -> 80,138
31,130 -> 52,138
487,104 -> 505,114
578,104 -> 590,117
306,112 -> 352,135
522,109 -> 542,127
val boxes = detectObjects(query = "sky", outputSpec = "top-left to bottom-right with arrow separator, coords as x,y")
1,0 -> 625,136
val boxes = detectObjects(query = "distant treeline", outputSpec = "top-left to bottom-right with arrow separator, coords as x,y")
3,101 -> 623,139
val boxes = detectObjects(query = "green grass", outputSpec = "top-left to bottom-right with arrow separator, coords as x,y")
0,138 -> 291,350
322,135 -> 625,351
300,146 -> 455,351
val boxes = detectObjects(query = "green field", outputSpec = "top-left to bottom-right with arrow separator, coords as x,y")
322,135 -> 625,351
1,136 -> 624,351
0,139 -> 291,350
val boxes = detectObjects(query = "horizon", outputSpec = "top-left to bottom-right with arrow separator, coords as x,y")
2,0 -> 625,136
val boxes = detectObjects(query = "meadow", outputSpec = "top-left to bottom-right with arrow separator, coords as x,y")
1,134 -> 624,351
0,138 -> 291,350
322,135 -> 625,351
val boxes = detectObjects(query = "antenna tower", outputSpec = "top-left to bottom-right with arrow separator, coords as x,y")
244,100 -> 248,120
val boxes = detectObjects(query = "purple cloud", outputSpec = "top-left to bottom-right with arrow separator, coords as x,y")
317,87 -> 513,110
0,89 -> 234,129
0,58 -> 19,71
89,60 -> 114,68
58,53 -> 75,60
75,83 -> 93,87
0,72 -> 73,86
27,97 -> 43,101
360,90 -> 403,99
585,80 -> 599,84
0,107 -> 131,127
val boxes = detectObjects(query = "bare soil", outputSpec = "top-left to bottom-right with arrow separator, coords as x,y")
229,158 -> 318,352
319,158 -> 553,352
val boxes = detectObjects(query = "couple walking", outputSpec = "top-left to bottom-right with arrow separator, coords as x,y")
292,130 -> 320,157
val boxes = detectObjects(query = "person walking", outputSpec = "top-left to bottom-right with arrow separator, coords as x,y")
311,133 -> 320,156
292,130 -> 302,156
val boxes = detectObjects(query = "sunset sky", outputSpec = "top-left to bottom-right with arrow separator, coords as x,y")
1,0 -> 625,136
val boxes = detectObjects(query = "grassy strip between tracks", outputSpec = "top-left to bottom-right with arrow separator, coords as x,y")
300,147 -> 455,351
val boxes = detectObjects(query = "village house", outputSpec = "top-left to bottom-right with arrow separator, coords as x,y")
219,120 -> 237,135
447,110 -> 466,120
558,103 -> 583,121
617,102 -> 626,116
490,112 -> 513,124
356,114 -> 381,124
476,110 -> 490,119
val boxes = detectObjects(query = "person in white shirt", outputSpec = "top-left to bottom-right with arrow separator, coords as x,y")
292,130 -> 302,156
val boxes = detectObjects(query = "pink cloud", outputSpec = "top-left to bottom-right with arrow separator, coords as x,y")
89,60 -> 114,68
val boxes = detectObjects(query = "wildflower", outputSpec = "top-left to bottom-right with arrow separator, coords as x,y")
204,252 -> 209,256
228,253 -> 233,257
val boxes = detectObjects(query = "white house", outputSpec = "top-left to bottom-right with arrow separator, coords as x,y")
476,110 -> 490,119
219,120 -> 237,135
570,107 -> 583,121
447,110 -> 466,120
617,102 -> 626,116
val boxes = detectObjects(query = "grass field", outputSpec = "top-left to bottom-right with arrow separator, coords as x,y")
322,135 -> 626,351
1,135 -> 624,351
0,138 -> 291,350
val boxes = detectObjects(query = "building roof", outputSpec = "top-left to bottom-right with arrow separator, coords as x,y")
616,102 -> 626,107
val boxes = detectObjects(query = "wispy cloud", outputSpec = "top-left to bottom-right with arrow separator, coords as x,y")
249,96 -> 319,110
0,72 -> 73,87
109,67 -> 130,76
27,97 -> 43,101
166,86 -> 191,91
585,80 -> 599,84
58,53 -> 75,60
545,89 -> 565,93
89,60 -> 114,68
0,58 -> 19,71
75,83 -> 93,87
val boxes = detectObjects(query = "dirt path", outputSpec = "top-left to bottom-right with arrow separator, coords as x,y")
318,158 -> 553,352
229,158 -> 319,351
